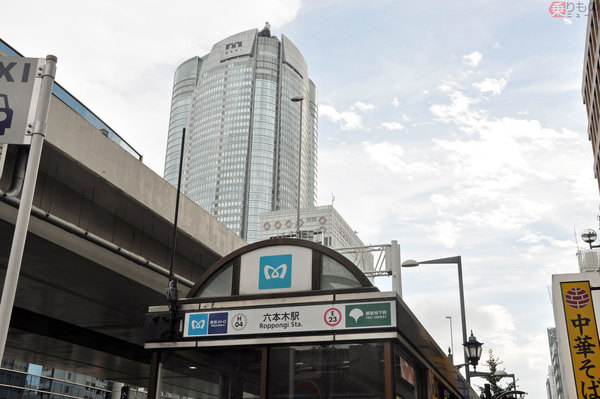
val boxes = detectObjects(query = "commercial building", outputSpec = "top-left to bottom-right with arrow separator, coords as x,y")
550,242 -> 600,398
583,1 -> 600,191
0,359 -> 113,399
258,205 -> 375,273
164,24 -> 318,242
545,328 -> 564,399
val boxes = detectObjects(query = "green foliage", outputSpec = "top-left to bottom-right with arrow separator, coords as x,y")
476,349 -> 516,396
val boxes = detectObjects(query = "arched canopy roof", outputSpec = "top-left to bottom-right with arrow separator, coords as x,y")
187,239 -> 377,299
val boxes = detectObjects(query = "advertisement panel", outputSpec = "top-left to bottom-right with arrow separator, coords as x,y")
561,281 -> 600,398
183,301 -> 396,338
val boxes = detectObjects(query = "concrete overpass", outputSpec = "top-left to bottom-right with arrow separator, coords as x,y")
0,89 -> 246,387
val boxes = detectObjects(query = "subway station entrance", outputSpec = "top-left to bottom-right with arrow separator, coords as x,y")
144,239 -> 472,399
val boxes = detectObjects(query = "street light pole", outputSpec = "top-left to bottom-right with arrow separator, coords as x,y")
402,256 -> 471,385
446,315 -> 454,362
291,96 -> 303,239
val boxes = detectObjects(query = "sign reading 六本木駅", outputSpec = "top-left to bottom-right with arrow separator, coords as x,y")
183,301 -> 396,338
0,57 -> 44,145
561,281 -> 600,398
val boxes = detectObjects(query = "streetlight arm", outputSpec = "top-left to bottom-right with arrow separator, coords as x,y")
418,256 -> 462,265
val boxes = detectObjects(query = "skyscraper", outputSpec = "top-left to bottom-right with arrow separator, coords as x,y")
164,24 -> 318,242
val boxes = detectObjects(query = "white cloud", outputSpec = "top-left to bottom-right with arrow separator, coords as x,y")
380,121 -> 405,131
402,114 -> 410,122
319,104 -> 366,130
392,97 -> 400,107
429,220 -> 460,248
351,101 -> 376,112
473,78 -> 508,95
463,51 -> 483,67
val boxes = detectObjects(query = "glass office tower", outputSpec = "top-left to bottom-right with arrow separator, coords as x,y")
164,24 -> 318,242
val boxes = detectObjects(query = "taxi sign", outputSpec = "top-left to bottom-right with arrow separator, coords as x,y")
0,57 -> 44,144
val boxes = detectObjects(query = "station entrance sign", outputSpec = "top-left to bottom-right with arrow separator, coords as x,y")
183,300 -> 395,338
0,57 -> 44,144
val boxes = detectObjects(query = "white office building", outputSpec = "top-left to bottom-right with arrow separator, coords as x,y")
258,205 -> 375,273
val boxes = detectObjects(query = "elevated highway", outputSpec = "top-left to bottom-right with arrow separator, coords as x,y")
0,93 -> 246,386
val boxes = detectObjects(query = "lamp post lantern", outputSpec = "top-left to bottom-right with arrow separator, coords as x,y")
446,315 -> 454,362
291,95 -> 303,239
464,330 -> 483,369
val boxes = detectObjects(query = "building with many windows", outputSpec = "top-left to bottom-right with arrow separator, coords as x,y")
258,205 -> 375,273
583,0 -> 600,191
164,24 -> 318,242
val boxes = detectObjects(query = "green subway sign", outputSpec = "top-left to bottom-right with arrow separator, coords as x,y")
345,302 -> 392,328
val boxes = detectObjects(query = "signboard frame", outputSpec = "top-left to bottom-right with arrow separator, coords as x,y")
0,56 -> 45,145
182,300 -> 396,340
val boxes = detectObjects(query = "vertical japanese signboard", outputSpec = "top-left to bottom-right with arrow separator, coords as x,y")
0,57 -> 44,144
561,281 -> 600,398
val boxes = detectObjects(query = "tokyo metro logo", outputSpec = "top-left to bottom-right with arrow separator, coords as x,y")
259,254 -> 292,290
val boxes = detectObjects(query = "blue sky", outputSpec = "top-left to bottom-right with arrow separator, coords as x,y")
2,0 -> 598,397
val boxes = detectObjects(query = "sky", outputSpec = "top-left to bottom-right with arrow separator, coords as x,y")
2,0 -> 598,397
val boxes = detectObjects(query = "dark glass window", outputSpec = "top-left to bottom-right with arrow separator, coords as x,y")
159,348 -> 261,399
268,343 -> 385,398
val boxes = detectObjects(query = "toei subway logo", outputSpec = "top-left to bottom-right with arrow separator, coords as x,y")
259,254 -> 292,290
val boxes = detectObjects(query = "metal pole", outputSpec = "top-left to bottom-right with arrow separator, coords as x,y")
166,127 -> 185,338
296,100 -> 302,239
0,55 -> 57,361
416,256 -> 469,389
390,240 -> 401,296
456,256 -> 470,387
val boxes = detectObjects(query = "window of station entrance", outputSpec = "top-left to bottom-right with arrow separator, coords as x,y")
156,342 -> 388,399
320,255 -> 362,290
196,262 -> 234,298
268,343 -> 385,398
192,250 -> 366,299
159,347 -> 261,399
394,344 -> 421,399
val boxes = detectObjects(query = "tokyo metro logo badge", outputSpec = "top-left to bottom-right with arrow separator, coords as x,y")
259,254 -> 292,290
187,313 -> 208,336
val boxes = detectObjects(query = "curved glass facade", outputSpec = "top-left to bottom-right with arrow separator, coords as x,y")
164,27 -> 318,242
164,57 -> 202,185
